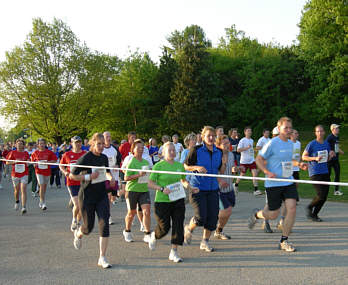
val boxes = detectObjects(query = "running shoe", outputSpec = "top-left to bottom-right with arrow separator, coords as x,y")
311,216 -> 323,222
200,240 -> 214,252
262,220 -> 273,233
109,217 -> 114,225
98,256 -> 112,269
71,220 -> 78,232
123,230 -> 134,242
306,206 -> 314,220
38,201 -> 43,209
57,185 -> 61,189
279,240 -> 296,252
253,190 -> 262,196
233,184 -> 238,195
41,203 -> 47,211
277,219 -> 284,231
184,225 -> 192,245
334,190 -> 343,196
248,208 -> 260,229
143,233 -> 151,243
214,231 -> 231,240
169,249 -> 183,263
21,207 -> 27,215
14,202 -> 20,211
139,223 -> 145,232
73,229 -> 82,250
148,232 -> 156,251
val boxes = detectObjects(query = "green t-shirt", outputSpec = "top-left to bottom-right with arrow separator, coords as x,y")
149,160 -> 186,203
125,157 -> 149,192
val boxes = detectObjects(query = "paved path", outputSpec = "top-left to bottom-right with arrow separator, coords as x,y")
1,176 -> 348,285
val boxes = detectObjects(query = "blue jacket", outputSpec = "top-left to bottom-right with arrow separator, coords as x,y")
186,143 -> 222,191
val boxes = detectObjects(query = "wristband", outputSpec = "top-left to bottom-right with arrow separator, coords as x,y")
160,187 -> 164,192
84,174 -> 91,181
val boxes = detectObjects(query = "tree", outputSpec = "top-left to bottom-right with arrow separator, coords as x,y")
298,0 -> 348,124
0,18 -> 93,144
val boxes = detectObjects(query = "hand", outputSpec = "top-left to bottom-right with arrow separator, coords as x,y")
316,156 -> 322,162
231,166 -> 238,173
163,187 -> 171,195
247,145 -> 252,149
196,166 -> 207,173
139,172 -> 146,177
109,178 -> 116,187
219,181 -> 229,189
118,189 -> 125,196
266,171 -> 276,178
190,187 -> 199,194
299,162 -> 308,171
64,171 -> 69,177
329,150 -> 336,160
91,171 -> 99,180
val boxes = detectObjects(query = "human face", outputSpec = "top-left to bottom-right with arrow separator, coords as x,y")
203,130 -> 216,146
315,126 -> 325,141
244,128 -> 252,138
133,143 -> 144,157
84,139 -> 88,146
38,141 -> 46,151
291,130 -> 299,141
104,133 -> 111,146
164,144 -> 176,161
16,141 -> 24,151
264,131 -> 270,138
129,135 -> 136,144
219,138 -> 230,151
151,138 -> 157,146
172,136 -> 178,143
189,137 -> 197,148
72,140 -> 82,152
279,121 -> 292,139
92,139 -> 105,155
332,127 -> 339,136
216,128 -> 224,138
231,130 -> 238,138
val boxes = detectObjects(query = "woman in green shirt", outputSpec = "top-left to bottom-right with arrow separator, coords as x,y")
123,139 -> 152,246
148,142 -> 199,263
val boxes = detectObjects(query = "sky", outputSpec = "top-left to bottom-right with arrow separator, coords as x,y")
0,0 -> 307,130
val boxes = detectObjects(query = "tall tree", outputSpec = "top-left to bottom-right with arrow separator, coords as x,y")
298,0 -> 348,124
0,18 -> 92,144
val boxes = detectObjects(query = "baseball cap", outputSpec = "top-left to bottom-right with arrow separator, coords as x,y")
330,124 -> 340,131
71,135 -> 82,142
272,126 -> 279,135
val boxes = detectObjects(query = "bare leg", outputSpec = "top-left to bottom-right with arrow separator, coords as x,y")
20,183 -> 27,207
99,237 -> 109,257
141,204 -> 151,233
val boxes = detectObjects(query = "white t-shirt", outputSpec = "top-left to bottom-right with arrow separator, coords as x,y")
238,138 -> 255,164
173,143 -> 183,162
123,152 -> 153,170
292,140 -> 301,171
102,146 -> 119,181
256,136 -> 271,150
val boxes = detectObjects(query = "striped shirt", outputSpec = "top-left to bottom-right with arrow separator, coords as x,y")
219,151 -> 235,193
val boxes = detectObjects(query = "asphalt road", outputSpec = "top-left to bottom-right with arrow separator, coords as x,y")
1,176 -> 348,285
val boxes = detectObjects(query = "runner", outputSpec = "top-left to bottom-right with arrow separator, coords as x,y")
60,136 -> 86,232
69,133 -> 116,269
148,142 -> 199,262
236,127 -> 261,196
102,131 -> 121,225
184,126 -> 226,252
215,135 -> 239,240
49,144 -> 61,189
30,138 -> 57,210
172,134 -> 183,162
5,139 -> 30,214
249,117 -> 307,252
196,133 -> 203,146
119,131 -> 136,161
255,129 -> 271,151
2,144 -> 11,180
123,139 -> 152,245
158,135 -> 170,159
148,138 -> 160,165
215,126 -> 224,139
326,124 -> 344,196
26,142 -> 38,196
302,125 -> 335,222
180,133 -> 197,164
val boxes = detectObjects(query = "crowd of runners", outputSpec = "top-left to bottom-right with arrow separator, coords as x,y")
0,119 -> 345,268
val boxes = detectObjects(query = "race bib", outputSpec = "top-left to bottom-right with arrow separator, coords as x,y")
108,156 -> 116,167
138,166 -> 150,184
334,143 -> 339,153
38,160 -> 48,170
281,161 -> 293,178
91,168 -> 107,184
249,147 -> 254,157
167,182 -> 186,201
232,145 -> 237,152
318,150 -> 328,163
15,164 -> 25,174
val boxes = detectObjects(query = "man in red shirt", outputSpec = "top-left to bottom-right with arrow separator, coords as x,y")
119,131 -> 137,162
60,136 -> 86,231
6,139 -> 30,214
31,138 -> 57,210
2,144 -> 11,180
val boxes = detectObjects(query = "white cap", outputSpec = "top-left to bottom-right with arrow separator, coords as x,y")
272,126 -> 279,135
330,124 -> 340,131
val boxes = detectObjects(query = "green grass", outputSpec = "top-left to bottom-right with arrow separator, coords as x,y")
238,126 -> 348,202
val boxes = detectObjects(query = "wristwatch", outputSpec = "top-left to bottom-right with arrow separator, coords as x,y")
160,187 -> 164,192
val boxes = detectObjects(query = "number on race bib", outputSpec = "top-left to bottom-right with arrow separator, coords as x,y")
318,150 -> 328,164
167,182 -> 186,201
281,161 -> 293,178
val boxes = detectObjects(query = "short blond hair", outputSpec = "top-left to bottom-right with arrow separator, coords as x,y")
201,126 -> 215,136
277,117 -> 292,127
184,133 -> 196,148
89,133 -> 104,149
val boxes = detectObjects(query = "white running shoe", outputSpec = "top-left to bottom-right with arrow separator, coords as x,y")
123,230 -> 134,242
334,190 -> 343,196
71,220 -> 78,232
38,201 -> 43,209
200,240 -> 214,252
14,202 -> 20,211
233,183 -> 238,195
139,223 -> 145,232
169,249 -> 183,263
41,203 -> 47,211
148,231 -> 156,251
73,229 -> 82,250
98,256 -> 112,269
143,233 -> 151,243
109,217 -> 114,225
253,190 -> 262,196
21,207 -> 27,215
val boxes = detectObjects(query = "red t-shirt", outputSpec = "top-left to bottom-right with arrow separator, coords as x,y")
6,150 -> 30,178
31,149 -> 57,176
2,149 -> 10,164
119,142 -> 131,166
60,150 -> 86,186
